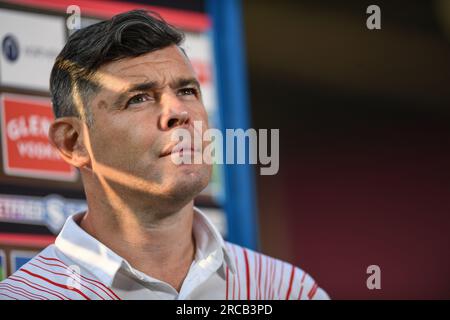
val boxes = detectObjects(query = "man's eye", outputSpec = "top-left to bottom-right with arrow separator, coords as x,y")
126,93 -> 152,107
178,88 -> 198,96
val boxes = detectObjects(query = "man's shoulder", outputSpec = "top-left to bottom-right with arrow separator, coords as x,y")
0,245 -> 62,300
0,245 -> 119,300
224,241 -> 330,300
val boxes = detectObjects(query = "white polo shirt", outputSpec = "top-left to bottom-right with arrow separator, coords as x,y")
0,208 -> 329,300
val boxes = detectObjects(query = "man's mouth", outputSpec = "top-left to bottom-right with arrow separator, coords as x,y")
159,144 -> 201,158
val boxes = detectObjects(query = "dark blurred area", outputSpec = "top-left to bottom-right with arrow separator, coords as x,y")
243,0 -> 450,299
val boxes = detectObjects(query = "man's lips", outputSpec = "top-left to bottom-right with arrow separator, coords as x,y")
159,144 -> 201,158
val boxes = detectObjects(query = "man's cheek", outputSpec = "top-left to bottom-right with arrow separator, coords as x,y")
90,129 -> 128,159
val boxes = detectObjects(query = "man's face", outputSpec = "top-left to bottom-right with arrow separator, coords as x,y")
85,45 -> 211,203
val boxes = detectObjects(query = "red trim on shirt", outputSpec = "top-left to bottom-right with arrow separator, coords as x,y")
0,288 -> 31,300
264,256 -> 269,299
253,253 -> 257,299
297,272 -> 307,300
258,254 -> 263,300
0,292 -> 18,300
225,266 -> 229,300
1,282 -> 48,300
37,256 -> 120,300
0,284 -> 47,300
29,261 -> 105,299
270,259 -> 276,300
308,283 -> 319,300
231,245 -> 241,300
243,249 -> 251,300
39,255 -> 121,300
277,263 -> 285,299
20,268 -> 91,300
9,275 -> 68,300
285,265 -> 296,300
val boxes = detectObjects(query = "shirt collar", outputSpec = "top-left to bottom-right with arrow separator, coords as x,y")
192,207 -> 236,274
55,207 -> 236,287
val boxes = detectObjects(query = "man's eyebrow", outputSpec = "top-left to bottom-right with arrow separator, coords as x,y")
129,81 -> 159,92
171,78 -> 201,90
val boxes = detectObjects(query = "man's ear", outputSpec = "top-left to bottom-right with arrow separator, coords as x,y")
48,117 -> 91,168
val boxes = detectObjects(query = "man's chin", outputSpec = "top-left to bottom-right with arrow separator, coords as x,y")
166,167 -> 210,199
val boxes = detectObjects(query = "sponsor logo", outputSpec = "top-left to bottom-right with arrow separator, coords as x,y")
0,194 -> 86,234
2,34 -> 19,62
1,94 -> 77,181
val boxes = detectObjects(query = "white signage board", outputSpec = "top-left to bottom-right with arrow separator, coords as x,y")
0,8 -> 65,91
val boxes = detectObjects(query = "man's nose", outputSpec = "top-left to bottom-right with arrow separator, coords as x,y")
159,94 -> 191,130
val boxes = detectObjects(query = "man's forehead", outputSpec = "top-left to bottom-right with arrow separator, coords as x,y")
100,45 -> 192,75
94,45 -> 196,93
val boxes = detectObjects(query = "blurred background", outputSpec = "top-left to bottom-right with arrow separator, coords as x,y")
0,0 -> 449,299
245,0 -> 450,299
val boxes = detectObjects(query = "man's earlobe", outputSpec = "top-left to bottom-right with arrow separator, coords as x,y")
48,118 -> 90,168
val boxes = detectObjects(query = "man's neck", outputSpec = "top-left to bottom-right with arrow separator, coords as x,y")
79,197 -> 196,292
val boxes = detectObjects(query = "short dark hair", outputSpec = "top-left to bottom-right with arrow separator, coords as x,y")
50,9 -> 184,126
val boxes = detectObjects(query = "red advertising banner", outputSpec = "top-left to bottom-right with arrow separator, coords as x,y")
1,94 -> 77,181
